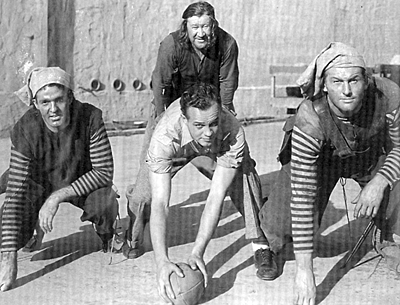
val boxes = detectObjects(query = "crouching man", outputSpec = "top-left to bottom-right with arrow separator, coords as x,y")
0,67 -> 118,291
137,82 -> 272,303
260,42 -> 400,305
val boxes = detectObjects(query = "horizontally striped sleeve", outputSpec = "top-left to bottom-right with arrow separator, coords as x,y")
70,121 -> 114,196
377,107 -> 400,187
1,147 -> 31,252
291,126 -> 323,253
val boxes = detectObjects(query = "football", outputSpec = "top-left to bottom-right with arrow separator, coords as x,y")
169,262 -> 205,305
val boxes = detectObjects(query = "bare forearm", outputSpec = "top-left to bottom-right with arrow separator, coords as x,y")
49,185 -> 77,204
295,252 -> 313,271
191,199 -> 224,257
150,204 -> 170,266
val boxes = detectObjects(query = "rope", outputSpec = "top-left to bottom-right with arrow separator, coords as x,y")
340,177 -> 352,238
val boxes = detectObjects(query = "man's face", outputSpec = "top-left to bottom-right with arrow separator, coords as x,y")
187,14 -> 212,51
323,67 -> 367,117
33,85 -> 71,133
183,101 -> 220,148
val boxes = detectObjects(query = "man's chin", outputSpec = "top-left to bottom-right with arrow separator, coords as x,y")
193,41 -> 208,50
200,142 -> 212,148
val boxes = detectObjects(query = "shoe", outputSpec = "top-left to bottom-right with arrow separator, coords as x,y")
22,234 -> 43,252
372,227 -> 400,274
254,248 -> 279,281
96,232 -> 114,253
93,221 -> 127,253
122,242 -> 144,259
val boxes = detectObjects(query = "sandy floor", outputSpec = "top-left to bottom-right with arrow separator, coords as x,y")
0,121 -> 399,305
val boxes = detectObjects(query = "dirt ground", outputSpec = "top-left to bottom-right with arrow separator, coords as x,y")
0,121 -> 399,305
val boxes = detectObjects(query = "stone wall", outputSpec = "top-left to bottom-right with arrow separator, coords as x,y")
0,0 -> 47,137
0,0 -> 399,136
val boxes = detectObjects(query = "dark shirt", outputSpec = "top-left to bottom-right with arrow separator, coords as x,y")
151,27 -> 239,115
1,99 -> 114,251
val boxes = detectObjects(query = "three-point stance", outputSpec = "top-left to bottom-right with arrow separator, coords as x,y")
260,42 -> 400,305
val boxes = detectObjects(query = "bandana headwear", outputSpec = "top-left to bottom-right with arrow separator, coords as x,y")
14,67 -> 72,106
296,42 -> 366,100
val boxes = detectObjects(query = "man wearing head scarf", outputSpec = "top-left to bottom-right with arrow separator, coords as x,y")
0,67 -> 119,292
258,42 -> 400,304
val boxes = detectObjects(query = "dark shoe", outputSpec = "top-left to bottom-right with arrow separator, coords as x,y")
22,235 -> 43,252
122,242 -> 144,259
96,233 -> 112,253
254,248 -> 279,281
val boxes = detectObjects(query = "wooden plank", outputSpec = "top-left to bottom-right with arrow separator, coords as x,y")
269,65 -> 308,74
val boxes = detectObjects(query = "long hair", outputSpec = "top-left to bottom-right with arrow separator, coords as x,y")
178,1 -> 219,50
180,82 -> 221,117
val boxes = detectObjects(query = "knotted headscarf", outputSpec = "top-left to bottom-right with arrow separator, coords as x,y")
296,42 -> 366,100
14,67 -> 72,106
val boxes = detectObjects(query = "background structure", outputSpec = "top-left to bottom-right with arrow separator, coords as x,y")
0,0 -> 399,137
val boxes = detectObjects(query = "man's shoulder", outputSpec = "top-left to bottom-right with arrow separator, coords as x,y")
216,27 -> 237,47
13,107 -> 41,132
294,99 -> 325,140
153,101 -> 183,139
220,108 -> 242,135
72,99 -> 102,120
372,76 -> 400,110
161,31 -> 180,46
217,27 -> 236,41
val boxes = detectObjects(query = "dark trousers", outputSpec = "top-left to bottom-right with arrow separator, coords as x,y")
126,103 -> 265,248
259,157 -> 400,254
0,171 -> 118,251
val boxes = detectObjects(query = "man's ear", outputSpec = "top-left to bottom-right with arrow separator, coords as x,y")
181,113 -> 188,124
323,84 -> 328,92
32,99 -> 39,109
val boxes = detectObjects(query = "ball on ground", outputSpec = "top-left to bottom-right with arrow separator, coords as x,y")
169,262 -> 205,305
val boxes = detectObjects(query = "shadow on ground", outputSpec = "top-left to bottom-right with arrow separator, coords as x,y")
163,170 -> 379,303
13,224 -> 103,289
12,170 -> 379,303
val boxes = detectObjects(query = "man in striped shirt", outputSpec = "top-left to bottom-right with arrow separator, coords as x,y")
0,67 -> 118,292
259,42 -> 400,305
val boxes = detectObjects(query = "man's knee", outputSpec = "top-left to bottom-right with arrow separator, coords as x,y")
81,186 -> 119,221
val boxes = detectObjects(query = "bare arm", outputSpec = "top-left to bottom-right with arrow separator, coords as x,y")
191,165 -> 237,258
186,165 -> 237,288
149,170 -> 185,303
293,253 -> 315,305
39,185 -> 78,234
149,171 -> 172,266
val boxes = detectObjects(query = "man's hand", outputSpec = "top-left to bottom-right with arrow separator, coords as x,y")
156,260 -> 184,304
38,196 -> 60,234
353,174 -> 388,219
0,251 -> 17,292
38,186 -> 76,234
293,253 -> 315,305
294,266 -> 316,305
188,253 -> 208,287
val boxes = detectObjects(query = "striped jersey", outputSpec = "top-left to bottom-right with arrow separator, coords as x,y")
1,99 -> 114,252
291,77 -> 400,253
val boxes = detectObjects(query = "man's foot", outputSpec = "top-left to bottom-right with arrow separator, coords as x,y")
96,232 -> 115,253
22,225 -> 45,253
373,228 -> 400,274
22,235 -> 43,253
0,251 -> 17,292
122,242 -> 144,259
254,248 -> 279,281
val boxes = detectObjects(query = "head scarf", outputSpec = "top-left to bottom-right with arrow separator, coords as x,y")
14,67 -> 72,106
296,42 -> 366,100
